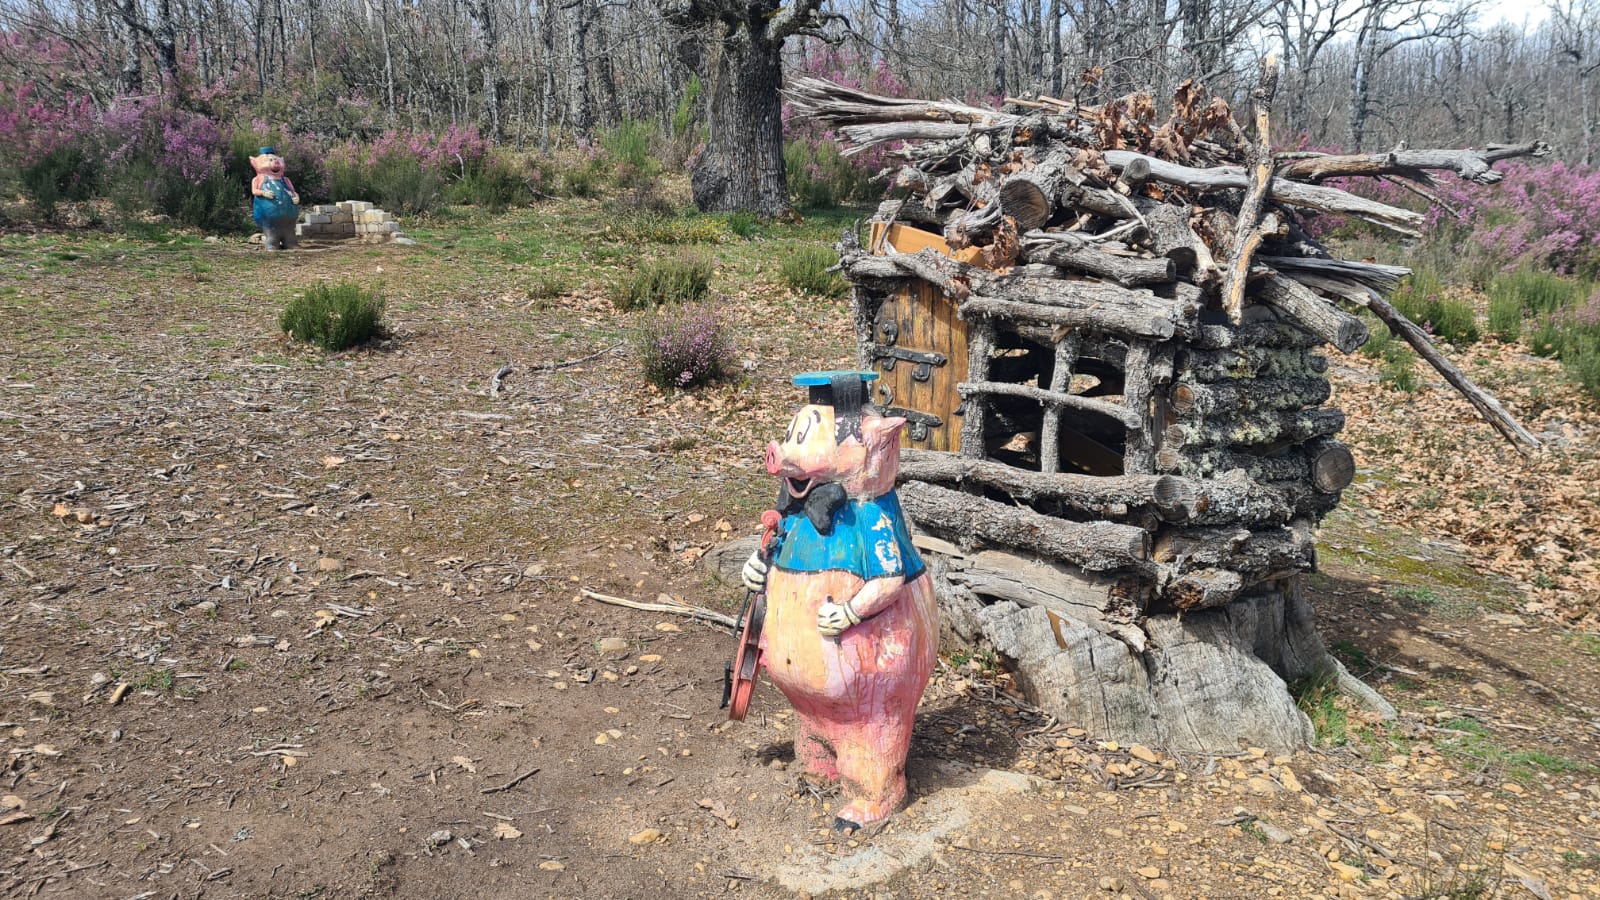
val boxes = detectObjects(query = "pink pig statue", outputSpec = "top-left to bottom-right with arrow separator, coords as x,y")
741,371 -> 938,833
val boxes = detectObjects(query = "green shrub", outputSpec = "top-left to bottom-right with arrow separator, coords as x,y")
525,271 -> 572,300
615,214 -> 727,245
328,151 -> 443,216
602,123 -> 665,197
1357,312 -> 1419,392
105,157 -> 250,234
1291,676 -> 1349,747
161,169 -> 253,233
1528,315 -> 1564,358
635,303 -> 734,391
658,76 -> 706,170
1429,298 -> 1480,344
451,157 -> 529,212
280,281 -> 387,351
1566,337 -> 1600,397
19,146 -> 99,219
1529,292 -> 1600,398
612,253 -> 713,310
1381,352 -> 1421,393
600,120 -> 660,175
780,245 -> 846,297
672,76 -> 702,139
1487,291 -> 1524,341
521,156 -> 560,198
725,211 -> 758,239
1390,268 -> 1479,344
368,154 -> 444,216
1489,268 -> 1587,316
784,139 -> 875,209
562,160 -> 602,198
607,177 -> 677,218
1358,315 -> 1394,359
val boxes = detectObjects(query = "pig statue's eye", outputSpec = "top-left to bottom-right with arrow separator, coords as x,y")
786,409 -> 821,444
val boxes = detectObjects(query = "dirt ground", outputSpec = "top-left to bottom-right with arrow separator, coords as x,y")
2,211 -> 1599,900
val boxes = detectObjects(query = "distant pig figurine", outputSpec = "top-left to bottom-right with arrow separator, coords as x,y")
249,147 -> 299,250
741,370 -> 937,833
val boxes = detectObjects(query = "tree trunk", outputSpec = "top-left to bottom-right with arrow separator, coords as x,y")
1350,8 -> 1379,149
691,25 -> 789,217
252,0 -> 266,97
377,0 -> 397,123
116,0 -> 143,94
472,0 -> 502,139
306,0 -> 319,75
538,0 -> 556,153
886,0 -> 902,56
1047,0 -> 1062,98
595,15 -> 622,123
272,0 -> 286,90
567,0 -> 594,142
138,0 -> 178,87
990,0 -> 1007,99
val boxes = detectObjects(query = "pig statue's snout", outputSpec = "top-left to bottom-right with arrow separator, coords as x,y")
764,441 -> 782,476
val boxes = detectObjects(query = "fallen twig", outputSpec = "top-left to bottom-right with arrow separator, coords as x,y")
947,842 -> 1064,862
531,343 -> 622,373
480,767 -> 540,794
488,363 -> 513,397
580,588 -> 738,629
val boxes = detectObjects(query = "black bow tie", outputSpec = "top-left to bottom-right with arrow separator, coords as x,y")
777,481 -> 849,536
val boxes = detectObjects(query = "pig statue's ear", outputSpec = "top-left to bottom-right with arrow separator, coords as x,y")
860,415 -> 907,449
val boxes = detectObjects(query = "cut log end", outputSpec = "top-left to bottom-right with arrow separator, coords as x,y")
1116,157 -> 1152,194
1309,440 -> 1356,493
1151,475 -> 1201,523
998,178 -> 1052,232
1165,568 -> 1245,609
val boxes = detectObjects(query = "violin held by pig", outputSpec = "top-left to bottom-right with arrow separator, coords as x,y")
728,370 -> 938,834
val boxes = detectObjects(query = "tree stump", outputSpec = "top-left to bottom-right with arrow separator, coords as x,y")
927,542 -> 1390,752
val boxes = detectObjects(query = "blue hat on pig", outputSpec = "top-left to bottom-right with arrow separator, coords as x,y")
792,371 -> 878,443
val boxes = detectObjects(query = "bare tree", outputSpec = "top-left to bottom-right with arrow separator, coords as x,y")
469,0 -> 503,138
0,0 -> 1585,171
665,0 -> 832,216
1349,0 -> 1477,148
1551,0 -> 1600,164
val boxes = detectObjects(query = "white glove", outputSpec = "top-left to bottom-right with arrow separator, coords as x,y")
741,550 -> 768,593
817,600 -> 861,637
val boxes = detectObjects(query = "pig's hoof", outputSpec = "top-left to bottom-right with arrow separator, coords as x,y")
831,816 -> 862,835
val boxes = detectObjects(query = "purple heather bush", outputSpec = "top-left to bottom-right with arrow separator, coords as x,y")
325,125 -> 497,215
0,82 -> 98,167
779,45 -> 902,208
0,82 -> 105,215
635,303 -> 735,391
1292,135 -> 1600,278
95,101 -> 244,230
0,72 -> 506,225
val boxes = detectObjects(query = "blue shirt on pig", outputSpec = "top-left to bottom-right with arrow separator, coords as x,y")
772,489 -> 925,583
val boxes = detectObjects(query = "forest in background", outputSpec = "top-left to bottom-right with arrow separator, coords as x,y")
4,1 -> 1600,161
4,1 -> 1600,399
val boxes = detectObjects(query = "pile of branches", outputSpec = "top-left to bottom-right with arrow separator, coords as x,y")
787,60 -> 1547,449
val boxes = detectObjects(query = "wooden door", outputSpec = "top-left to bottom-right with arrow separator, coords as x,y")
867,224 -> 979,453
